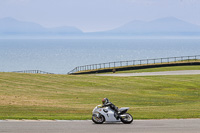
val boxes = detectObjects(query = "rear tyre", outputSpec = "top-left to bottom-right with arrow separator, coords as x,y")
120,113 -> 133,124
92,114 -> 105,124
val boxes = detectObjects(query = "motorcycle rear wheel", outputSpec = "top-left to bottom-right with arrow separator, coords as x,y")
92,115 -> 105,124
120,113 -> 133,124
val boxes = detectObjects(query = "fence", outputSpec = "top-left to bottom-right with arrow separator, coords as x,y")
13,70 -> 53,74
68,55 -> 200,74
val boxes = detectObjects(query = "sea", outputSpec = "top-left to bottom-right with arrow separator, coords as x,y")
0,39 -> 200,74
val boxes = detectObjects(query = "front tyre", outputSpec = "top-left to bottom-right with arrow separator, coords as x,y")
92,114 -> 105,124
120,113 -> 133,124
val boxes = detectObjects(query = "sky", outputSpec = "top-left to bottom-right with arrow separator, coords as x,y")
0,0 -> 200,32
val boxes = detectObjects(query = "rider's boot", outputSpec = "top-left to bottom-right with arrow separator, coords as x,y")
116,111 -> 121,120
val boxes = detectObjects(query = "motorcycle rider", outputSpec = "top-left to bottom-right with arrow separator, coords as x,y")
102,98 -> 120,119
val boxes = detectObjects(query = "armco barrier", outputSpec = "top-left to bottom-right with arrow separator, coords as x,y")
68,55 -> 200,75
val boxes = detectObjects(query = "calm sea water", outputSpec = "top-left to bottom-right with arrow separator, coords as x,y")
0,39 -> 200,74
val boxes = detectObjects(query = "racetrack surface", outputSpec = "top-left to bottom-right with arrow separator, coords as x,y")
0,119 -> 200,133
98,70 -> 200,77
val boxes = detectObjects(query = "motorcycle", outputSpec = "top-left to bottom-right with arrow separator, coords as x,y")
92,105 -> 133,124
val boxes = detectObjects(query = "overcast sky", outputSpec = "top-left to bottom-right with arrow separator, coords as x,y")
0,0 -> 200,32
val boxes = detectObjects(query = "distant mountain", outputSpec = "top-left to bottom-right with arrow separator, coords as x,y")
103,17 -> 200,35
48,26 -> 82,34
0,17 -> 82,35
1,17 -> 200,38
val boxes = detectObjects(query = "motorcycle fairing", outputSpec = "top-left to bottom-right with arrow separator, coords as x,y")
119,107 -> 129,115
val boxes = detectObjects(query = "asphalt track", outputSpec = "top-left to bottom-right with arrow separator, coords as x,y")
98,70 -> 200,77
0,119 -> 200,133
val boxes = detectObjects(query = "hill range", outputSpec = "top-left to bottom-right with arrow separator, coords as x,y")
1,17 -> 200,37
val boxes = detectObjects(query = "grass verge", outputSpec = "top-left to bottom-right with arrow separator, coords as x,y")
0,69 -> 200,120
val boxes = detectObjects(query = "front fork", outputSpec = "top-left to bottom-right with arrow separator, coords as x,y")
93,113 -> 100,118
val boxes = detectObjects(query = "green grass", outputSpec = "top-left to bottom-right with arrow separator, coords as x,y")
0,68 -> 200,120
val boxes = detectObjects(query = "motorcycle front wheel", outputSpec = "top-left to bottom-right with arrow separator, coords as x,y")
120,113 -> 133,124
92,115 -> 105,124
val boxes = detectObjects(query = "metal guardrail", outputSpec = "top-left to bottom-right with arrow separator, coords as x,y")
13,70 -> 54,74
68,55 -> 200,74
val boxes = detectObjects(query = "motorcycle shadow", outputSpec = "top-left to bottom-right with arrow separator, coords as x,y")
92,122 -> 124,125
